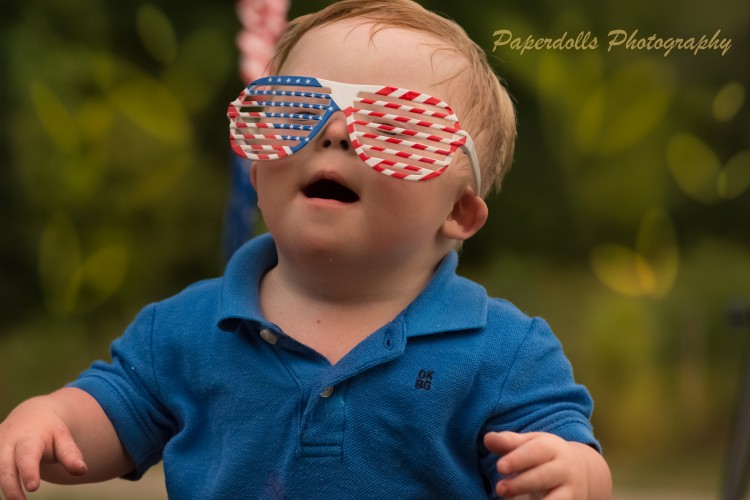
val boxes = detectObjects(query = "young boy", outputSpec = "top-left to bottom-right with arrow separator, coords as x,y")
0,1 -> 611,498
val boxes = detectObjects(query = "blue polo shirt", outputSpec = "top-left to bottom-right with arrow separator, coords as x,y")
70,234 -> 598,499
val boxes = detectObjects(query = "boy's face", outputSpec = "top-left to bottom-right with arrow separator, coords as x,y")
251,19 -> 481,267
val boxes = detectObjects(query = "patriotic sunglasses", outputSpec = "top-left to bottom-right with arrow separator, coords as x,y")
227,75 -> 481,191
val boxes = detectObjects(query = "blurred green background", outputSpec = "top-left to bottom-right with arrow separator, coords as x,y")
1,0 -> 749,497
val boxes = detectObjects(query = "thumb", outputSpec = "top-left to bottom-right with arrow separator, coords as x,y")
52,427 -> 88,476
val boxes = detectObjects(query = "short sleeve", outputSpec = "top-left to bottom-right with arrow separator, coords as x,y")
67,304 -> 176,479
479,317 -> 600,491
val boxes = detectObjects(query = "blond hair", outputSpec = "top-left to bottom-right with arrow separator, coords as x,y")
268,0 -> 517,197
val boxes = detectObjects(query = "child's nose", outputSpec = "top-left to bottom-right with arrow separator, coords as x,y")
315,111 -> 351,152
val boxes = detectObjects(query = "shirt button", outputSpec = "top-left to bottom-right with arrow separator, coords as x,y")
259,328 -> 278,345
320,386 -> 334,398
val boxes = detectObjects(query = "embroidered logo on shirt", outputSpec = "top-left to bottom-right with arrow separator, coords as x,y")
414,369 -> 434,390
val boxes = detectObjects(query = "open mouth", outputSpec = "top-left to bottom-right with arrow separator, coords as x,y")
303,178 -> 360,203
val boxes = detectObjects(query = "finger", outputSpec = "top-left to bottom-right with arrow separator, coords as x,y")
14,438 -> 45,493
52,427 -> 87,476
483,431 -> 538,455
541,486 -> 575,500
498,435 -> 559,476
496,461 -> 562,499
0,452 -> 26,500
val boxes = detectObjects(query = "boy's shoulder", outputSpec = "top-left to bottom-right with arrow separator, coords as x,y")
138,277 -> 225,337
446,270 -> 557,351
484,295 -> 539,333
443,267 -> 538,334
402,254 -> 548,351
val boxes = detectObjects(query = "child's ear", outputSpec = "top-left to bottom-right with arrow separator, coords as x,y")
440,187 -> 488,241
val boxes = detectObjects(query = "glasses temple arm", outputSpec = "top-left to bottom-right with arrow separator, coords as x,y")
462,134 -> 482,194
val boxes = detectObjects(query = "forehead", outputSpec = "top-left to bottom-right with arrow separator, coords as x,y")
280,20 -> 468,108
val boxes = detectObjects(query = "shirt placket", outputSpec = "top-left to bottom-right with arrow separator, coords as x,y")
255,323 -> 404,459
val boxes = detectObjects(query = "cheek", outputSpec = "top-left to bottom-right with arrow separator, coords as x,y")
252,166 -> 287,219
254,159 -> 295,191
370,185 -> 451,233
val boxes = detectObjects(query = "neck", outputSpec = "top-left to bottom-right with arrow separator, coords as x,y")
267,248 -> 441,309
258,245 -> 450,364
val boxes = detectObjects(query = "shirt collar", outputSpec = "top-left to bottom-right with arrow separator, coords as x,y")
217,233 -> 276,333
217,234 -> 487,336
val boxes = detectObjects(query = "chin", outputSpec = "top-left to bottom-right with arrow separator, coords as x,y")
282,229 -> 360,264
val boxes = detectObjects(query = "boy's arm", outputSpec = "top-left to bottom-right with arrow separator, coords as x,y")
479,317 -> 610,498
483,431 -> 612,499
0,387 -> 134,500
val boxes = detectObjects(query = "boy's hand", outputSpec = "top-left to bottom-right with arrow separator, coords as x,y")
483,431 -> 611,500
0,396 -> 88,500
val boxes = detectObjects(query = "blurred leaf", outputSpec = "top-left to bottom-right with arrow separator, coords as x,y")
37,212 -> 130,316
717,150 -> 750,200
667,134 -> 749,203
666,132 -> 721,204
591,244 -> 646,297
30,82 -> 80,154
591,208 -> 679,298
82,245 -> 129,296
137,4 -> 179,65
108,77 -> 191,145
89,54 -> 192,145
712,81 -> 745,122
72,245 -> 130,312
576,60 -> 672,156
